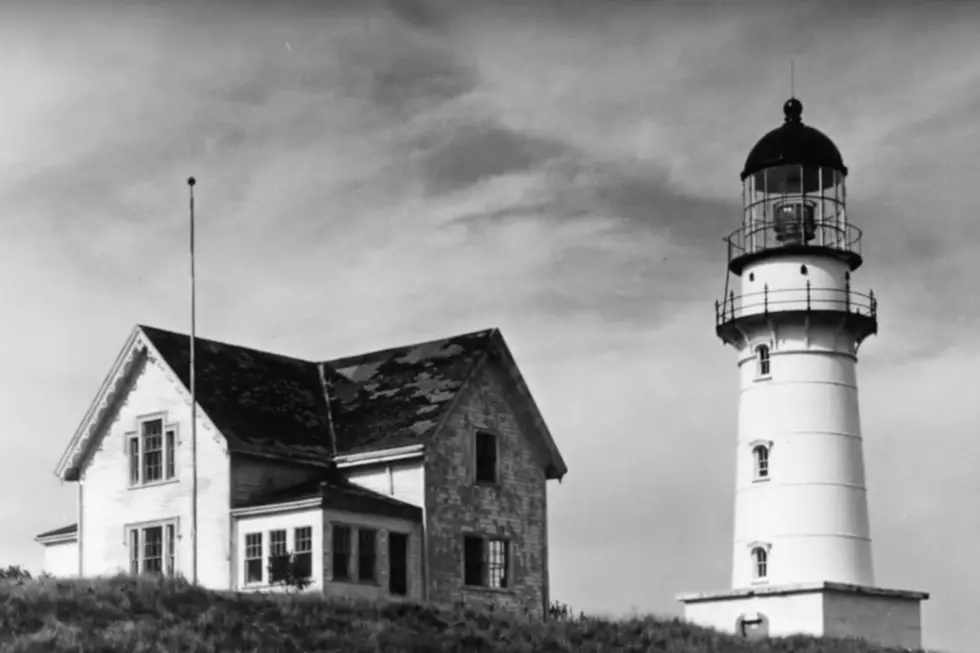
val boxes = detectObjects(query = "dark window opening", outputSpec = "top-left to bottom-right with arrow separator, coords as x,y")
752,547 -> 768,579
389,532 -> 409,596
463,536 -> 485,586
749,272 -> 755,281
753,445 -> 769,479
800,264 -> 808,275
475,432 -> 498,484
463,536 -> 509,589
332,525 -> 352,581
358,529 -> 377,583
756,345 -> 770,377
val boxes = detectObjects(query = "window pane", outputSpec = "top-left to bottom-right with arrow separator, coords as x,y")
358,530 -> 376,582
128,438 -> 140,485
144,526 -> 163,574
268,530 -> 288,583
488,539 -> 508,589
142,419 -> 163,483
165,429 -> 176,479
293,527 -> 313,580
165,524 -> 176,577
245,532 -> 263,584
129,529 -> 140,575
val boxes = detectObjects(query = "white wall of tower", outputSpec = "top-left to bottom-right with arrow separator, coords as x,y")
730,257 -> 874,589
737,255 -> 851,317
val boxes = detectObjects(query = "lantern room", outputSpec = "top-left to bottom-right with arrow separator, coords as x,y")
726,98 -> 863,275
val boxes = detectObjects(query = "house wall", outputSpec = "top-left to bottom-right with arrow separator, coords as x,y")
41,540 -> 79,577
78,354 -> 232,589
230,455 -> 326,508
425,361 -> 549,617
322,508 -> 423,603
234,507 -> 324,591
823,592 -> 924,650
342,460 -> 425,508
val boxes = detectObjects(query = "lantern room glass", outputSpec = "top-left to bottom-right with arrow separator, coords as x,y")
742,165 -> 847,254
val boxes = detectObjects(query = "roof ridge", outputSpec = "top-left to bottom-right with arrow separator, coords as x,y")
137,324 -> 317,365
322,326 -> 498,367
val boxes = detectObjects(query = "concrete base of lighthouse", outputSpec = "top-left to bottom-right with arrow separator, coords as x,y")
676,583 -> 928,649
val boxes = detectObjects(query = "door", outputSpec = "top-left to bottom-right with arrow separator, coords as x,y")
388,532 -> 408,596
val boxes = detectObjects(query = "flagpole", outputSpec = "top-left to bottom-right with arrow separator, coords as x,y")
188,176 -> 199,586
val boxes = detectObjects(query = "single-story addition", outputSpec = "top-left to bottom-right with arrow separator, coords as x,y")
35,324 -> 567,615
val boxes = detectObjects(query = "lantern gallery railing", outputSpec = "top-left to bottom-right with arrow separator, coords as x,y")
715,282 -> 877,327
725,218 -> 863,260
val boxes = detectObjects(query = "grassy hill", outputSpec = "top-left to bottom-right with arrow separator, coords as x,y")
0,574 -> 932,652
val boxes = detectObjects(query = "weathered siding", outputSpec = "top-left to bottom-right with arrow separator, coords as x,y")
322,509 -> 423,603
78,354 -> 232,589
41,540 -> 79,577
230,455 -> 326,508
234,507 -> 323,591
342,460 -> 425,508
425,361 -> 549,616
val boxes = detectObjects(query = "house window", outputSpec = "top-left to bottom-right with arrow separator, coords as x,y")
244,532 -> 263,584
487,539 -> 509,589
128,417 -> 176,486
268,529 -> 287,582
753,445 -> 770,480
475,432 -> 498,484
358,529 -> 377,583
463,535 -> 509,589
755,345 -> 771,378
294,526 -> 313,580
127,522 -> 177,577
332,525 -> 352,581
752,547 -> 768,580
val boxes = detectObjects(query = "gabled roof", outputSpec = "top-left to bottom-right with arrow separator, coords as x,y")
35,523 -> 78,542
56,325 -> 568,480
243,468 -> 423,522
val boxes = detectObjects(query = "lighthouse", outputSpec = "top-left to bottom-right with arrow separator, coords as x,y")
676,98 -> 928,649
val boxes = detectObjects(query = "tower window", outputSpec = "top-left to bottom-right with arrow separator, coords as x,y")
751,547 -> 768,580
755,345 -> 770,378
752,445 -> 770,480
800,264 -> 808,275
748,272 -> 755,282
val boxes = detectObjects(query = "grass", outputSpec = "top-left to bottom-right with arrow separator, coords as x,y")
0,574 -> 934,652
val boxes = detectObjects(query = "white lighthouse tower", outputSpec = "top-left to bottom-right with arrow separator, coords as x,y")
677,98 -> 928,649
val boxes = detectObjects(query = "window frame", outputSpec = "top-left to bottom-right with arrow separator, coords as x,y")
749,544 -> 771,583
331,524 -> 353,582
244,531 -> 263,585
754,344 -> 771,379
462,534 -> 511,590
474,431 -> 499,485
267,529 -> 288,583
127,413 -> 178,488
125,518 -> 178,578
293,526 -> 313,581
750,441 -> 772,482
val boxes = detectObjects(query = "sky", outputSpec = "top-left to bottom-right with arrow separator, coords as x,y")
1,0 -> 978,650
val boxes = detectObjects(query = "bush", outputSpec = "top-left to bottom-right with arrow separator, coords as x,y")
0,575 -> 933,652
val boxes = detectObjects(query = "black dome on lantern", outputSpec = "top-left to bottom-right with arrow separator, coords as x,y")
740,98 -> 848,181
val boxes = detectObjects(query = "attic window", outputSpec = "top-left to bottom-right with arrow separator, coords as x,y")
475,432 -> 498,484
129,417 -> 176,487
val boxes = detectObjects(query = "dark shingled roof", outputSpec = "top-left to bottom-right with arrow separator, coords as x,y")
36,523 -> 78,540
139,325 -> 494,465
245,468 -> 422,522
